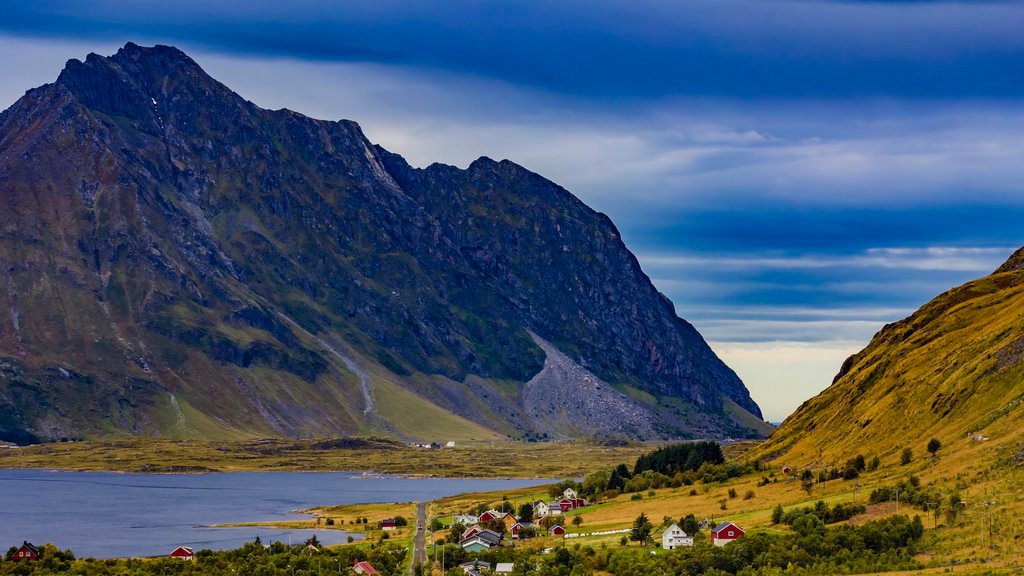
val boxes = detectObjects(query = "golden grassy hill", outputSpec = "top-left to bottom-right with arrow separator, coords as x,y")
756,247 -> 1024,470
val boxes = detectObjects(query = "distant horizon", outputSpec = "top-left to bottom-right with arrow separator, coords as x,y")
2,2 -> 1021,422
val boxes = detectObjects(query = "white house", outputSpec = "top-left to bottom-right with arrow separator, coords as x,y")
563,488 -> 578,499
455,514 -> 479,526
661,524 -> 693,550
533,500 -> 550,518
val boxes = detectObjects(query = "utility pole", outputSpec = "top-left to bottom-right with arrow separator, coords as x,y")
925,502 -> 938,529
893,488 -> 900,514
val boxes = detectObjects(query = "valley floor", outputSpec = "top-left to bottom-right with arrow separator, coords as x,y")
4,438 -> 1023,575
0,437 -> 648,478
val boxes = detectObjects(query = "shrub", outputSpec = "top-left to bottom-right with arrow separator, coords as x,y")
901,448 -> 913,465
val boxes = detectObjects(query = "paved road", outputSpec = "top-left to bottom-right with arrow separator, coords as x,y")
410,501 -> 427,575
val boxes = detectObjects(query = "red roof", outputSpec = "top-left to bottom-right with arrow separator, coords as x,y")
711,522 -> 745,539
14,542 -> 40,562
354,560 -> 380,575
169,546 -> 194,558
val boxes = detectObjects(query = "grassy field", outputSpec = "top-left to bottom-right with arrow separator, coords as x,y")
0,437 -> 648,477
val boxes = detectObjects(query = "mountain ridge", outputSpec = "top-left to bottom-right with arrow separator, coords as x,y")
0,43 -> 765,444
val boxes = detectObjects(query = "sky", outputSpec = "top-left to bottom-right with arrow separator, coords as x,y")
1,1 -> 1022,422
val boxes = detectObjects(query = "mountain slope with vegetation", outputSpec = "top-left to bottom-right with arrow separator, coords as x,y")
0,43 -> 764,443
757,247 -> 1024,467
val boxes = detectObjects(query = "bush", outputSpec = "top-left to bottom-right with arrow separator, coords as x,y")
743,490 -> 755,500
727,488 -> 737,499
901,448 -> 913,465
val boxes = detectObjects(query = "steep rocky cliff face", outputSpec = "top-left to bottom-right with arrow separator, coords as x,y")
0,43 -> 764,443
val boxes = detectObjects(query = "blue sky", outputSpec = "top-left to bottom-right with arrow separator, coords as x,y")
1,1 -> 1022,420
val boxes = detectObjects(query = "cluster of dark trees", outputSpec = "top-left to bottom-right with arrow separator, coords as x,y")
771,500 -> 867,527
633,442 -> 725,476
595,443 -> 733,496
0,539 -> 407,576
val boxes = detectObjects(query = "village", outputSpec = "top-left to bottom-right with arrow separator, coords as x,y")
2,439 -> 946,576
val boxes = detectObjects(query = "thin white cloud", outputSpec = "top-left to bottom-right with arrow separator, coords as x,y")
640,246 -> 1015,272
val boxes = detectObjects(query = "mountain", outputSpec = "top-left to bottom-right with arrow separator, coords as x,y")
0,43 -> 766,444
757,247 -> 1024,465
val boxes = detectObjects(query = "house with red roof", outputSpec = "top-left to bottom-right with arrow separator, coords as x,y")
169,546 -> 194,560
12,542 -> 40,562
353,560 -> 380,575
710,522 -> 745,546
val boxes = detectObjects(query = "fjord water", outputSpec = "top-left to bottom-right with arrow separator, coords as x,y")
0,469 -> 549,558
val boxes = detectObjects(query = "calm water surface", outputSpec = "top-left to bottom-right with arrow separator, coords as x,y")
0,469 -> 549,558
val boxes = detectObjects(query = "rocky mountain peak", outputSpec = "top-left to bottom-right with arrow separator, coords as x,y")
0,44 -> 766,444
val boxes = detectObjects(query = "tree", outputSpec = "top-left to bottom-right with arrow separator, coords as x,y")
853,454 -> 866,472
927,438 -> 942,457
607,469 -> 626,491
681,513 -> 699,534
572,515 -> 583,529
802,478 -> 815,496
518,502 -> 534,524
630,513 -> 653,545
449,521 -> 467,542
583,469 -> 610,497
771,504 -> 785,525
792,513 -> 823,537
868,455 -> 881,471
901,447 -> 913,465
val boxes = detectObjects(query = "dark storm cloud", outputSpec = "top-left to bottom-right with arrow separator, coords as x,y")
2,0 -> 1023,100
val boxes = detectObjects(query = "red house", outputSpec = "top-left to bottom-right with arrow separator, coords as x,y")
380,518 -> 397,531
461,524 -> 484,540
13,542 -> 40,562
509,522 -> 524,539
353,560 -> 380,575
549,525 -> 565,536
710,522 -> 745,546
557,498 -> 586,512
169,546 -> 194,560
478,510 -> 504,523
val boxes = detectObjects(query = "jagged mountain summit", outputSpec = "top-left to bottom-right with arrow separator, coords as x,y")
757,247 -> 1024,465
0,43 -> 765,444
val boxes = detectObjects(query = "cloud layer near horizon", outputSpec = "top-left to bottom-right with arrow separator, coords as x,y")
0,1 -> 1021,420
